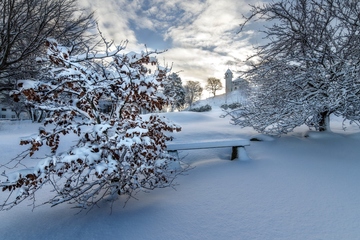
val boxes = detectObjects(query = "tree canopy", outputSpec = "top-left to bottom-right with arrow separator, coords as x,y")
205,77 -> 223,97
0,0 -> 95,92
225,0 -> 360,135
163,73 -> 186,111
184,81 -> 203,109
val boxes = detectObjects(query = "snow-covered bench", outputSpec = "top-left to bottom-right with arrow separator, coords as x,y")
166,138 -> 251,161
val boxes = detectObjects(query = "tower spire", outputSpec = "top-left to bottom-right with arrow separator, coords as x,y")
225,69 -> 233,94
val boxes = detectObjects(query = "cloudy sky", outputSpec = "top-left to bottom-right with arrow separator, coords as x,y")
78,0 -> 268,94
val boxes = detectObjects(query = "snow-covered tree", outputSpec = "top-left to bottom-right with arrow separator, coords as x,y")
184,81 -> 203,109
232,77 -> 251,99
0,0 -> 95,93
205,77 -> 223,97
225,0 -> 360,135
163,73 -> 185,111
0,38 -> 182,211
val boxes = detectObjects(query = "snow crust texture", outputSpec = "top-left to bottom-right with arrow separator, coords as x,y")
1,107 -> 360,239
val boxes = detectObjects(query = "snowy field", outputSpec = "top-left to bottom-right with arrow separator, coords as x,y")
1,102 -> 360,239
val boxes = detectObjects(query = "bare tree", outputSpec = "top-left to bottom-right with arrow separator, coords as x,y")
0,0 -> 95,92
1,95 -> 28,119
205,77 -> 223,97
184,80 -> 203,109
226,0 -> 360,135
0,38 -> 183,211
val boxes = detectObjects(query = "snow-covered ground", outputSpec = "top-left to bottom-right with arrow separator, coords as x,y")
1,99 -> 360,240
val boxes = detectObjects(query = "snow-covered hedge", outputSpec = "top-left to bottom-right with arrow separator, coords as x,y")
189,104 -> 212,112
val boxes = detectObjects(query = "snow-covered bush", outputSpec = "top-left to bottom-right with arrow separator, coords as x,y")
221,103 -> 242,111
0,38 -> 182,210
189,104 -> 212,112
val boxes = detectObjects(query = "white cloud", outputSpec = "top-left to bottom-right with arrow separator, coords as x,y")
161,0 -> 258,84
77,0 -> 268,92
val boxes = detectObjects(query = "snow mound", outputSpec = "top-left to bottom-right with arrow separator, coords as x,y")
346,132 -> 360,140
250,134 -> 276,142
303,131 -> 345,139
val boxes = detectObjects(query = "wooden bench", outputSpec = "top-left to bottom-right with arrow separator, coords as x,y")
166,138 -> 251,161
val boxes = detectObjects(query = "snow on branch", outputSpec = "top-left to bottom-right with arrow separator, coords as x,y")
228,0 -> 360,135
0,37 -> 183,211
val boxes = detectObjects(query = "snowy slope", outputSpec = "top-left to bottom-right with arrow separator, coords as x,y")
1,97 -> 360,240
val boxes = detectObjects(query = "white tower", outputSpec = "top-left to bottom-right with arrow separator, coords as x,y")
225,69 -> 233,94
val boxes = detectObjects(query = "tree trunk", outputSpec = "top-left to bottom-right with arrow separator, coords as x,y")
318,111 -> 330,132
36,110 -> 44,123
